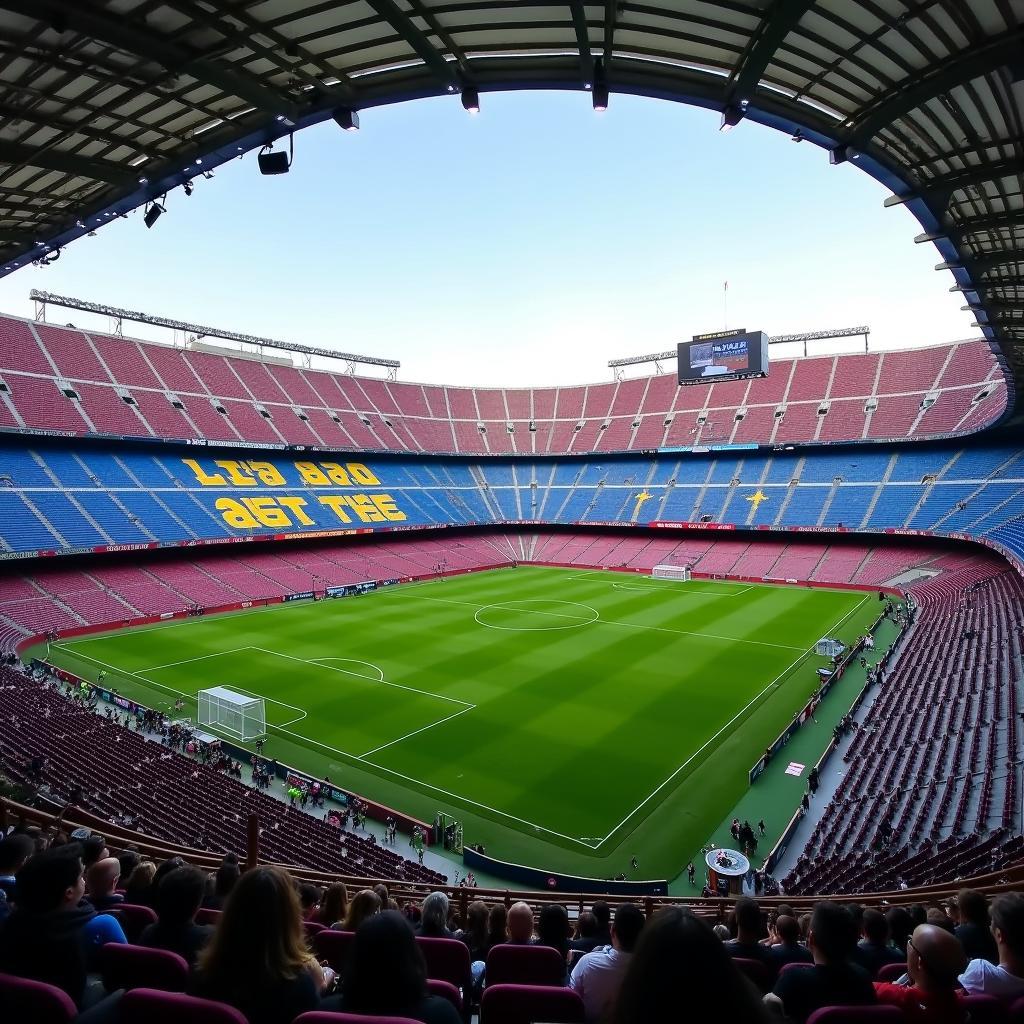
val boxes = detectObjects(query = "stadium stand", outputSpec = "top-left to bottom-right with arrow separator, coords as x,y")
0,316 -> 1006,452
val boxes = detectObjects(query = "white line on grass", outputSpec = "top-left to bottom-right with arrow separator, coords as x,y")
611,582 -> 753,597
359,705 -> 476,757
140,649 -> 252,672
595,593 -> 871,847
310,658 -> 385,681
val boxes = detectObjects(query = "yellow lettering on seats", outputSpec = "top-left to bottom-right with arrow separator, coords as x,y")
213,460 -> 257,486
348,463 -> 380,486
242,497 -> 292,528
278,496 -> 314,526
319,463 -> 352,486
182,459 -> 226,486
345,494 -> 386,522
246,461 -> 286,486
317,495 -> 353,523
295,461 -> 330,486
371,494 -> 406,522
215,497 -> 258,529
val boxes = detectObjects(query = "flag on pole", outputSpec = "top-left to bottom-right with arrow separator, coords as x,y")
724,280 -> 728,291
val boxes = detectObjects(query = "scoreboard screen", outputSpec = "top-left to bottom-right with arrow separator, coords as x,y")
678,329 -> 769,385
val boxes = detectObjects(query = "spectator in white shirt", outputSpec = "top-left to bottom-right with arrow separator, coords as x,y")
959,892 -> 1024,1000
570,903 -> 645,1022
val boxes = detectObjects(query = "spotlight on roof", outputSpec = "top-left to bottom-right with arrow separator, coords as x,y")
720,105 -> 743,132
592,57 -> 608,112
143,201 -> 165,229
258,136 -> 293,175
332,108 -> 360,132
461,86 -> 480,114
829,145 -> 849,165
183,180 -> 194,196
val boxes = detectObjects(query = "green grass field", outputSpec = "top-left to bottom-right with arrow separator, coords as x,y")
38,566 -> 881,881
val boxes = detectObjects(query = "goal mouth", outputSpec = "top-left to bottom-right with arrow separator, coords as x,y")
197,685 -> 267,742
651,564 -> 691,582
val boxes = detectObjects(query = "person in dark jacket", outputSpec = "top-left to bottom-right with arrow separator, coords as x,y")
853,909 -> 905,977
0,847 -> 126,1007
955,888 -> 999,964
139,865 -> 213,968
768,915 -> 813,971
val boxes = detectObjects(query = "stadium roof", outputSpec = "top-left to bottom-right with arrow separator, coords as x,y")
0,2 -> 1021,417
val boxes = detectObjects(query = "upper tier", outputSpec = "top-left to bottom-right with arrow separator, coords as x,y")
0,314 -> 1007,453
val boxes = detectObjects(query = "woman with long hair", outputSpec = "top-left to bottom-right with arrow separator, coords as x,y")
487,903 -> 508,953
536,903 -> 570,963
338,910 -> 460,1024
459,900 -> 490,962
191,866 -> 335,1024
341,888 -> 381,931
416,891 -> 453,938
608,906 -> 771,1024
316,881 -> 348,926
122,859 -> 156,907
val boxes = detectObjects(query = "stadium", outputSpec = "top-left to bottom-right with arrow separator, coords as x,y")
0,1 -> 1022,1022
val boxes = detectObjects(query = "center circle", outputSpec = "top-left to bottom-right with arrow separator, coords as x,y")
474,599 -> 600,632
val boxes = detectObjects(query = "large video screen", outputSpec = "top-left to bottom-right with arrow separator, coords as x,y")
678,329 -> 769,385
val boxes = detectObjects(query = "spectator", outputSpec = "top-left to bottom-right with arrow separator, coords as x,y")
874,924 -> 967,1023
336,910 -> 460,1024
80,834 -> 108,869
570,902 -> 645,1022
139,866 -> 213,968
207,854 -> 240,910
487,903 -> 508,951
768,915 -> 813,971
297,883 -> 320,920
123,859 -> 156,906
927,907 -> 956,934
315,881 -> 348,927
725,897 -> 774,973
854,909 -> 905,976
0,833 -> 34,900
0,847 -> 126,1007
609,907 -> 770,1023
458,900 -> 490,962
887,906 -> 915,951
958,892 -> 1024,999
713,924 -> 731,941
416,891 -> 453,939
592,901 -> 612,947
191,865 -> 334,1024
85,857 -> 123,913
954,889 -> 998,965
116,847 -> 140,884
507,901 -> 535,944
151,856 -> 185,893
342,888 -> 381,931
373,883 -> 390,908
536,904 -> 570,963
768,902 -> 876,1024
570,911 -> 601,955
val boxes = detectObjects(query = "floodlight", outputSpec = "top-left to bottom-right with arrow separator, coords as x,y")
720,105 -> 743,131
333,108 -> 360,132
592,57 -> 608,112
258,147 -> 290,175
183,180 -> 194,196
829,145 -> 849,165
143,202 -> 165,228
461,87 -> 480,114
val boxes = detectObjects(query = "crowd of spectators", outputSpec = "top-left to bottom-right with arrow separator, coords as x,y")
2,819 -> 1024,1023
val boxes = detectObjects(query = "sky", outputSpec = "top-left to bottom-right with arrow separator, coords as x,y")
0,91 -> 979,387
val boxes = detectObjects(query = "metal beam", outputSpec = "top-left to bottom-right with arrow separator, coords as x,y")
0,141 -> 135,185
916,210 -> 1024,242
360,0 -> 455,85
884,158 -> 1023,208
937,251 -> 1024,274
0,0 -> 298,120
603,0 -> 619,62
727,0 -> 814,102
847,28 -> 1024,144
0,101 -> 146,154
568,0 -> 595,83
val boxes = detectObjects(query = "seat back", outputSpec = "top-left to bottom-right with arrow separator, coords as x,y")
195,908 -> 222,927
417,936 -> 473,989
293,1015 -> 421,1024
806,1007 -> 906,1024
120,988 -> 248,1024
778,962 -> 815,979
313,929 -> 357,972
303,920 -> 327,939
108,903 -> 158,942
0,971 -> 77,1024
962,994 -> 1010,1024
485,944 -> 566,987
427,979 -> 464,1013
100,943 -> 189,993
480,984 -> 585,1024
1009,995 -> 1024,1023
874,962 -> 908,983
731,956 -> 771,992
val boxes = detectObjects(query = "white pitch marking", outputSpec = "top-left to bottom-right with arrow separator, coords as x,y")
139,648 -> 252,672
474,599 -> 600,632
310,657 -> 385,681
360,705 -> 476,757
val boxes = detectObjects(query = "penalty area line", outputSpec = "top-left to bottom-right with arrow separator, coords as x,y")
359,704 -> 476,757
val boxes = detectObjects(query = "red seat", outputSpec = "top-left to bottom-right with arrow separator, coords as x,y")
806,1008 -> 905,1024
313,929 -> 357,972
480,984 -> 585,1024
304,920 -> 327,939
109,903 -> 158,942
778,962 -> 815,978
195,908 -> 222,927
962,994 -> 1010,1023
0,971 -> 77,1024
732,956 -> 772,992
874,962 -> 908,983
120,988 -> 248,1024
485,944 -> 566,987
417,936 -> 473,990
426,979 -> 464,1013
100,943 -> 189,993
1010,995 -> 1024,1023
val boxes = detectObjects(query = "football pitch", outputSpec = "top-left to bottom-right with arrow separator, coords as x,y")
41,566 -> 881,880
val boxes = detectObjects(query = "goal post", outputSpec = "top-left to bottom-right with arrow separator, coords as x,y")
651,564 -> 691,582
197,686 -> 266,742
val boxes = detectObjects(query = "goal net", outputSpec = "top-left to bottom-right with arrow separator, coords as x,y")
651,564 -> 691,582
197,686 -> 266,742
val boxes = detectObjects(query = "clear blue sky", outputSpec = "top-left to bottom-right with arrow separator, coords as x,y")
0,92 -> 976,387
